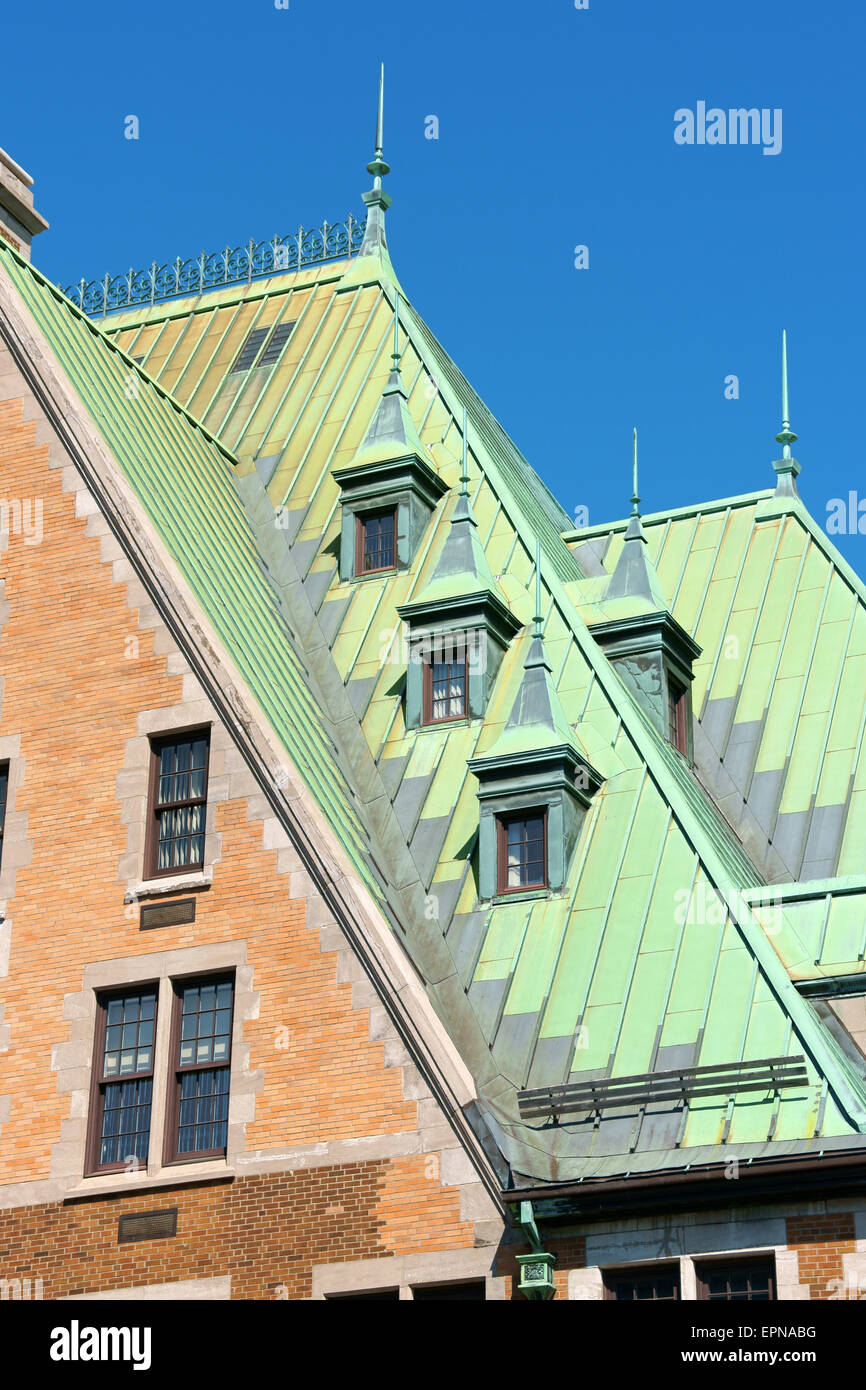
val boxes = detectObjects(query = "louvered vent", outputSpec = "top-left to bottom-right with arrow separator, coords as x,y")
259,320 -> 297,366
231,327 -> 269,373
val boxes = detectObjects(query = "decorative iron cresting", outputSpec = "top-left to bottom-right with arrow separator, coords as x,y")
61,215 -> 366,318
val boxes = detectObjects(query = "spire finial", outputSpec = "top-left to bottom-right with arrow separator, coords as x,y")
775,329 -> 798,459
366,62 -> 390,187
460,406 -> 469,497
631,427 -> 640,516
391,290 -> 401,372
533,539 -> 543,639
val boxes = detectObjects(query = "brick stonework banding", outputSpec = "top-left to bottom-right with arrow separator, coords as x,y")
786,1213 -> 856,1300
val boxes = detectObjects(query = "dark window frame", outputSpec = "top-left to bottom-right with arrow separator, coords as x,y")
602,1264 -> 681,1301
695,1256 -> 776,1301
85,984 -> 159,1177
667,676 -> 688,754
163,972 -> 235,1166
355,508 -> 397,575
422,653 -> 468,725
144,730 -> 210,880
0,760 -> 9,873
496,809 -> 548,896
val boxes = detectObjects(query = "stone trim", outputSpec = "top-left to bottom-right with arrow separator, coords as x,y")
311,1246 -> 506,1300
61,1275 -> 231,1301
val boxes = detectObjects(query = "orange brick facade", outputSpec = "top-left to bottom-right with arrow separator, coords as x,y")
0,381 -> 498,1298
786,1213 -> 859,1301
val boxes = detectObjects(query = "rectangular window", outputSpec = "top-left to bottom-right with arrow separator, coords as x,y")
147,732 -> 209,877
0,761 -> 8,872
603,1265 -> 680,1300
497,812 -> 547,894
259,320 -> 297,366
696,1258 -> 775,1301
356,510 -> 396,573
668,677 -> 688,754
165,976 -> 234,1162
86,987 -> 158,1174
424,656 -> 467,724
230,327 -> 269,373
412,1281 -> 486,1300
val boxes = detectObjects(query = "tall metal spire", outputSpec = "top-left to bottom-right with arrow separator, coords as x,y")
533,539 -> 543,639
459,406 -> 470,497
630,427 -> 640,517
775,329 -> 798,459
773,329 -> 801,498
391,290 -> 401,371
367,62 -> 390,189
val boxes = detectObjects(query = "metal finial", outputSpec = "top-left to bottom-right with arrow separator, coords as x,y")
391,290 -> 401,371
775,329 -> 798,458
630,427 -> 640,516
367,63 -> 390,185
460,406 -> 469,497
533,539 -> 543,638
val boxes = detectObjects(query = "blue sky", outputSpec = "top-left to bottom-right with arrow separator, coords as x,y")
4,0 -> 864,568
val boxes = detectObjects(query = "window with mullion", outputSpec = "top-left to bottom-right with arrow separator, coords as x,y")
166,976 -> 234,1162
667,678 -> 687,754
696,1258 -> 775,1301
604,1265 -> 680,1301
148,732 -> 209,877
356,510 -> 396,573
497,812 -> 547,893
424,656 -> 467,724
87,987 -> 158,1174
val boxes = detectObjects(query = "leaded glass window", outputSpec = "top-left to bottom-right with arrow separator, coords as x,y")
168,977 -> 234,1160
88,988 -> 157,1172
149,733 -> 209,876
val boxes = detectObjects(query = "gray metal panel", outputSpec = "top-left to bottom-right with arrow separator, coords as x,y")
303,563 -> 336,614
393,772 -> 435,838
494,1011 -> 543,1086
410,814 -> 451,887
723,718 -> 764,793
772,809 -> 810,881
747,765 -> 785,835
526,1035 -> 574,1090
800,802 -> 846,882
699,695 -> 736,756
655,1043 -> 698,1072
468,977 -> 511,1039
346,674 -> 379,720
378,753 -> 409,800
447,910 -> 489,988
318,594 -> 351,646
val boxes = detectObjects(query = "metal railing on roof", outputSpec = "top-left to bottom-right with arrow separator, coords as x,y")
60,215 -> 366,318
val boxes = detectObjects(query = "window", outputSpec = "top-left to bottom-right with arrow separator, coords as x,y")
86,987 -> 158,1174
325,1289 -> 400,1301
696,1258 -> 775,1301
230,327 -> 269,373
165,976 -> 234,1162
258,320 -> 296,366
0,761 -> 8,872
604,1265 -> 680,1301
423,655 -> 467,724
668,677 -> 688,753
356,510 -> 396,574
146,732 -> 209,878
412,1281 -> 485,1300
497,812 -> 547,894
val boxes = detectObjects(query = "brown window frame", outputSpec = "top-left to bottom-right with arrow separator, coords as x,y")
163,973 -> 235,1166
667,676 -> 688,754
85,984 -> 159,1177
422,653 -> 469,725
355,508 -> 397,575
695,1256 -> 776,1301
496,809 -> 548,896
145,730 -> 210,880
603,1264 -> 681,1301
0,760 -> 8,873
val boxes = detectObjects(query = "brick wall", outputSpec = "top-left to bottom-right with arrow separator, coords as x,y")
786,1213 -> 856,1300
0,1163 -> 475,1301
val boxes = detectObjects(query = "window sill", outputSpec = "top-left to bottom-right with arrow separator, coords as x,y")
125,868 -> 213,903
490,888 -> 556,906
64,1160 -> 234,1203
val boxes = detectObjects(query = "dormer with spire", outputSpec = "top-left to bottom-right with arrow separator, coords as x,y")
395,408 -> 521,727
587,431 -> 701,758
339,64 -> 402,292
332,291 -> 447,580
467,543 -> 602,901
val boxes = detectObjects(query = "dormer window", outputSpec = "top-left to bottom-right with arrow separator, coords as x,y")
668,677 -> 688,754
424,652 -> 468,724
498,812 -> 547,893
357,509 -> 396,574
